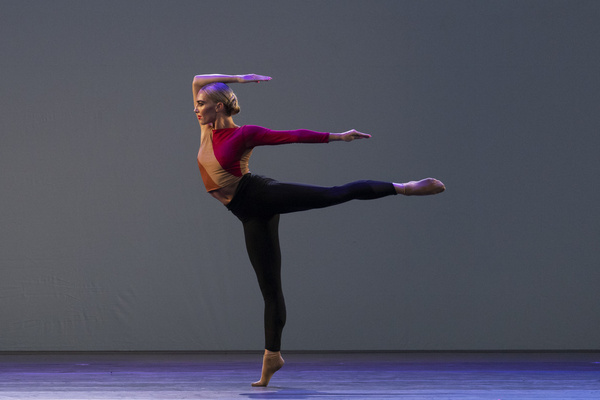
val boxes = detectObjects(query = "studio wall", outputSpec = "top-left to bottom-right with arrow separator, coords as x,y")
1,0 -> 598,351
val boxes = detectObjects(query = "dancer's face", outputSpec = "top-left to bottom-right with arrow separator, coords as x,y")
194,91 -> 220,125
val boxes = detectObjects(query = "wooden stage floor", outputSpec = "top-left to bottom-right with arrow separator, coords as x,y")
0,352 -> 599,399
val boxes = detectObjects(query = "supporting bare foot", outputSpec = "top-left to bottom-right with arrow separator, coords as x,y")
394,178 -> 445,195
252,350 -> 285,387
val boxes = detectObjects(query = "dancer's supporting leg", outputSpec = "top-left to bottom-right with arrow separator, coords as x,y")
242,214 -> 286,387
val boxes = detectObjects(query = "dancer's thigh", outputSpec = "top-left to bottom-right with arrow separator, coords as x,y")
257,181 -> 346,214
242,215 -> 282,294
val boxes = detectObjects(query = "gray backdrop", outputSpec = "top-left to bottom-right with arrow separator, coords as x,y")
1,0 -> 599,351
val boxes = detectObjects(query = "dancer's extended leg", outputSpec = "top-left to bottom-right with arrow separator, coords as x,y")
245,178 -> 444,216
254,179 -> 398,215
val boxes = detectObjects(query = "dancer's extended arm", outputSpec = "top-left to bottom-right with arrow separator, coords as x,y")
242,126 -> 371,146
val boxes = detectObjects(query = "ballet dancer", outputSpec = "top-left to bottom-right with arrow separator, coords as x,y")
192,73 -> 445,386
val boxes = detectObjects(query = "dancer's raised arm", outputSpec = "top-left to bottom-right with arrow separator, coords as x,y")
192,73 -> 271,104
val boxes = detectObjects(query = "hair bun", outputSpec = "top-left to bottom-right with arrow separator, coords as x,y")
227,94 -> 241,115
200,82 -> 241,117
229,103 -> 241,116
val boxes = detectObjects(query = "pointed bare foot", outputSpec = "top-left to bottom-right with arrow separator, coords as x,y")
252,350 -> 285,387
395,178 -> 445,196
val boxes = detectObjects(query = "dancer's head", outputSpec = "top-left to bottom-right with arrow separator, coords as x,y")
197,82 -> 240,116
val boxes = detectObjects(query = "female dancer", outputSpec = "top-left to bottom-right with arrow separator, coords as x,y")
192,73 -> 445,387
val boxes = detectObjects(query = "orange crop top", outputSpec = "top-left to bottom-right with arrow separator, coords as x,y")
197,125 -> 329,192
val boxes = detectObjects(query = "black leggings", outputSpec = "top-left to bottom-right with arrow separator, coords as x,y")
226,174 -> 396,351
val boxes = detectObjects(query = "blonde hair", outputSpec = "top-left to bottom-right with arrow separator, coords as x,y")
199,82 -> 240,116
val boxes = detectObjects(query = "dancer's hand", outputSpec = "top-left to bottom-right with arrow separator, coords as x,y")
330,130 -> 372,142
238,74 -> 272,83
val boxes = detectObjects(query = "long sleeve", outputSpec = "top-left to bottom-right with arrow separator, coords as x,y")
242,125 -> 329,147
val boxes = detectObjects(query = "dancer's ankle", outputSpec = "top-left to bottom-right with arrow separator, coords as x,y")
252,349 -> 285,387
393,183 -> 406,195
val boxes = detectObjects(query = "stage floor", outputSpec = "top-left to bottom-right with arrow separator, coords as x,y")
0,352 -> 599,399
